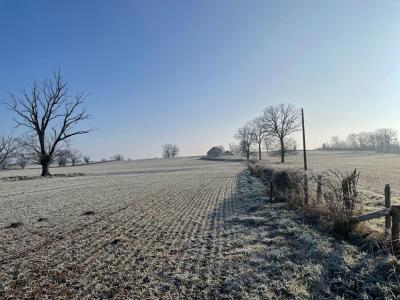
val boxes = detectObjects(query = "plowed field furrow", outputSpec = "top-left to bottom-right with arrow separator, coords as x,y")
0,159 -> 246,298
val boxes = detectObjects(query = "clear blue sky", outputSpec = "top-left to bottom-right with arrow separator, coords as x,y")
1,0 -> 400,159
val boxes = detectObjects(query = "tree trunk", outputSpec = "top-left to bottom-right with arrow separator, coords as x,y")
258,143 -> 262,160
41,156 -> 51,176
280,139 -> 285,163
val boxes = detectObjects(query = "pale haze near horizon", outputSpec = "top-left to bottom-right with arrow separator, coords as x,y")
0,1 -> 399,160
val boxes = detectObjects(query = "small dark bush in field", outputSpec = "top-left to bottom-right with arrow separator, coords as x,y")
81,211 -> 96,216
5,222 -> 22,229
83,156 -> 90,164
37,217 -> 48,222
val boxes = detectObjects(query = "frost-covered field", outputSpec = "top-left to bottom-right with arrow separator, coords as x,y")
0,157 -> 399,298
263,150 -> 400,199
261,151 -> 400,233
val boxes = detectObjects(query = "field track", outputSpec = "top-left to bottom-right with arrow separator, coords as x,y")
1,158 -> 399,298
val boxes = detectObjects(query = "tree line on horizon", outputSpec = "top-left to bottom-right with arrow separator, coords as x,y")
232,103 -> 301,163
321,128 -> 400,154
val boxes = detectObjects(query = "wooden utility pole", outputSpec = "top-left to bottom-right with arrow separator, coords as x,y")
301,108 -> 309,204
301,108 -> 307,171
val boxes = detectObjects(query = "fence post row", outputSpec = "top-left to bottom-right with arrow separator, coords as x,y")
267,174 -> 400,255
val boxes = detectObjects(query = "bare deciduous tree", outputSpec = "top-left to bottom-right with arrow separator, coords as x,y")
112,154 -> 124,161
235,124 -> 253,160
0,136 -> 17,169
7,71 -> 91,176
346,133 -> 359,149
83,156 -> 90,164
69,149 -> 82,166
228,142 -> 238,154
16,154 -> 29,169
162,144 -> 179,158
249,117 -> 267,160
57,149 -> 71,167
263,135 -> 275,153
357,132 -> 368,150
170,145 -> 179,158
262,104 -> 301,163
376,128 -> 397,153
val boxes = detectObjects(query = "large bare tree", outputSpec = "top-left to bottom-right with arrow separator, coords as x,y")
7,71 -> 91,176
262,104 -> 301,163
235,124 -> 253,160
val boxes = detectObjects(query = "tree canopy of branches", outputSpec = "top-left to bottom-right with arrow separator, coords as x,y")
162,144 -> 179,158
0,136 -> 17,169
7,71 -> 91,176
262,104 -> 301,163
235,124 -> 253,160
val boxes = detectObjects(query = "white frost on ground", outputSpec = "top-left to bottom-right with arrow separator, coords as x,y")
0,158 -> 398,298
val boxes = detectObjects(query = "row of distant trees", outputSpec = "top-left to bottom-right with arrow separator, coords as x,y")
232,103 -> 301,162
0,136 -> 91,170
321,128 -> 400,153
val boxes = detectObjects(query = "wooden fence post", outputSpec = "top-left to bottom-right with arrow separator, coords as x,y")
317,175 -> 322,201
342,179 -> 351,211
269,181 -> 273,201
304,172 -> 309,205
385,184 -> 391,238
391,205 -> 400,255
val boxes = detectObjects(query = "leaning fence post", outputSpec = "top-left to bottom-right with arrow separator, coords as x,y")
391,205 -> 400,255
385,184 -> 391,238
317,175 -> 322,201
